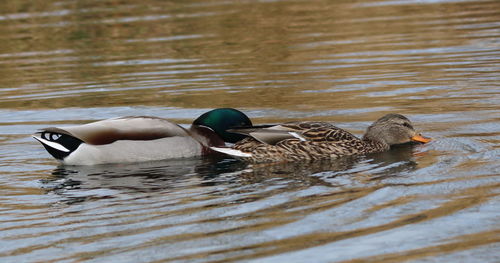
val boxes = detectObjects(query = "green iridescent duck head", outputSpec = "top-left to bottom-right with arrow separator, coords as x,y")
192,108 -> 253,143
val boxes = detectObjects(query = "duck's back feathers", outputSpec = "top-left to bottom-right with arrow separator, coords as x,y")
230,122 -> 359,145
278,122 -> 360,142
45,116 -> 189,145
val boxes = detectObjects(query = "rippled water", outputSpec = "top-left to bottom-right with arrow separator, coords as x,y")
1,0 -> 499,262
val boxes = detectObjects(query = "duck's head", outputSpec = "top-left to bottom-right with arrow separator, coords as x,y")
192,108 -> 252,143
363,114 -> 431,147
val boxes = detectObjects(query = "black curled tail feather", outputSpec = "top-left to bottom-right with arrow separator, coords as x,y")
34,131 -> 83,160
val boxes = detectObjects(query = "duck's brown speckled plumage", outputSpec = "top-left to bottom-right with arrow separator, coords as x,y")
233,122 -> 386,163
216,114 -> 431,163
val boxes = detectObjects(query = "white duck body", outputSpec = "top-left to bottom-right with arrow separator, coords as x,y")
33,116 -> 206,165
63,136 -> 202,165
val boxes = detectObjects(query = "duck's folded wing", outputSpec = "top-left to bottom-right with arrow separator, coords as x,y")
231,122 -> 360,145
228,124 -> 300,145
250,129 -> 306,145
40,116 -> 190,145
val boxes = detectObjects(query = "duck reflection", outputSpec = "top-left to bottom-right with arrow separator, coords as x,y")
218,143 -> 420,186
42,157 -> 214,204
365,143 -> 420,179
41,144 -> 422,204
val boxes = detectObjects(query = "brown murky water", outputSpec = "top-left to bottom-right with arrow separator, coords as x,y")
1,0 -> 499,262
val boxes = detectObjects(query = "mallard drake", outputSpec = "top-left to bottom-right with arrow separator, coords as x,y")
33,108 -> 252,165
211,113 -> 431,163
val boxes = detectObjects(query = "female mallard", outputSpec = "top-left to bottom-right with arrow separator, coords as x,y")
211,113 -> 431,163
33,108 -> 252,165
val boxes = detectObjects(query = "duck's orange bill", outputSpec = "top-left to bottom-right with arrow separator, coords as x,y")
411,134 -> 432,143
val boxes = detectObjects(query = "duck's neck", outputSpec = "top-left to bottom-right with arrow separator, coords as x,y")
189,125 -> 225,149
361,135 -> 390,153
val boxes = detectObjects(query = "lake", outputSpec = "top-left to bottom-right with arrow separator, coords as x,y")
0,0 -> 499,262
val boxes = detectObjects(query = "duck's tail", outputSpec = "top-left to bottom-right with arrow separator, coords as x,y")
33,131 -> 83,161
210,147 -> 252,159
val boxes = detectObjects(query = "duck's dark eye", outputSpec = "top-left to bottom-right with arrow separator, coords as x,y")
402,122 -> 412,129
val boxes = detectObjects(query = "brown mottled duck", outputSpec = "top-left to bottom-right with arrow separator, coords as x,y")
211,113 -> 431,163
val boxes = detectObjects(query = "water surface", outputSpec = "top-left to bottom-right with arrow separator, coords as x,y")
0,0 -> 499,262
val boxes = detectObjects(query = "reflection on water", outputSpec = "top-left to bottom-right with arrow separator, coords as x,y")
43,144 -> 419,200
0,0 -> 499,262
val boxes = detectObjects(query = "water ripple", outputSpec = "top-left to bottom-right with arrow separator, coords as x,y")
0,0 -> 499,262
